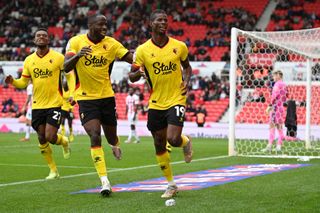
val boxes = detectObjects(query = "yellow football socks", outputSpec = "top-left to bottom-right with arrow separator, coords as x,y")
156,151 -> 173,182
91,147 -> 107,177
180,134 -> 189,147
39,142 -> 57,172
60,125 -> 65,136
55,134 -> 68,146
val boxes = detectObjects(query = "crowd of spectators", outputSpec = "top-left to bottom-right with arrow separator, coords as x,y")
0,0 -> 260,62
0,0 -> 129,60
269,0 -> 319,31
118,0 -> 257,61
0,70 -> 228,121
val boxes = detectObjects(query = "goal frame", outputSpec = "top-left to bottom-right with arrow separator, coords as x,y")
228,27 -> 317,158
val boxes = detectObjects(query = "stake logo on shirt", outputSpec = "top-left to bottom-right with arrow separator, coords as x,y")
33,68 -> 53,78
84,55 -> 108,67
153,61 -> 177,75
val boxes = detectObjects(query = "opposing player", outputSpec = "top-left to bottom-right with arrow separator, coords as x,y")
60,76 -> 75,142
129,9 -> 193,198
64,14 -> 133,197
263,70 -> 287,152
20,82 -> 33,142
5,28 -> 73,179
125,87 -> 140,143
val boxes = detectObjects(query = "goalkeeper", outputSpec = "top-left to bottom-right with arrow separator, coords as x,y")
263,70 -> 287,152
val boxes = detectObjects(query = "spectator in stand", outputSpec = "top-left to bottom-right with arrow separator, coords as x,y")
221,51 -> 230,61
0,65 -> 4,85
194,93 -> 204,106
7,102 -> 19,117
191,76 -> 200,90
195,46 -> 211,61
184,37 -> 191,47
195,105 -> 207,127
133,87 -> 147,115
202,87 -> 210,101
2,97 -> 14,113
186,103 -> 196,113
199,76 -> 208,90
119,77 -> 129,93
111,80 -> 119,93
186,92 -> 195,105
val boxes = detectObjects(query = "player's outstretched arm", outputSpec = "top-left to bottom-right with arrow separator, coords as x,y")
121,52 -> 133,64
5,75 -> 29,89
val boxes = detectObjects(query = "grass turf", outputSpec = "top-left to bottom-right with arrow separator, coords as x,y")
0,133 -> 319,213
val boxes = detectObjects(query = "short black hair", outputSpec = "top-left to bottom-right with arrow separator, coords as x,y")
34,28 -> 48,36
88,14 -> 98,25
150,9 -> 166,21
88,14 -> 105,26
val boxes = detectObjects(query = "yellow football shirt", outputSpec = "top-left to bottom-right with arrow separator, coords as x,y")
133,37 -> 189,110
65,34 -> 129,100
19,50 -> 64,109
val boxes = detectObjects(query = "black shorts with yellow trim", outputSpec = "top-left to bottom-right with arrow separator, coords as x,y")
61,109 -> 74,120
147,105 -> 185,132
31,107 -> 62,131
77,97 -> 117,126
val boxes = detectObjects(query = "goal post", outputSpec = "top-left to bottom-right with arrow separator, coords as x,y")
229,27 -> 320,159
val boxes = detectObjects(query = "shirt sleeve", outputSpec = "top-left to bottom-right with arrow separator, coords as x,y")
65,37 -> 77,55
133,46 -> 143,67
58,53 -> 65,70
180,42 -> 189,62
21,58 -> 31,78
114,39 -> 129,59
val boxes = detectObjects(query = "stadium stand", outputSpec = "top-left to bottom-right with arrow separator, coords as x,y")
115,0 -> 267,61
267,0 -> 320,31
1,0 -> 319,123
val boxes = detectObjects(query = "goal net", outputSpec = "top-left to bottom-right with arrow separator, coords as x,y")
228,27 -> 320,159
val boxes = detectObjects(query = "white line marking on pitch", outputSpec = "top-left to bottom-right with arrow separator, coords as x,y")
0,163 -> 94,169
1,142 -> 87,149
0,155 -> 229,187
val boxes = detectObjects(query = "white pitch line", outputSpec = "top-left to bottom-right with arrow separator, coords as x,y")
0,155 -> 229,187
1,144 -> 36,148
1,142 -> 87,149
0,163 -> 94,169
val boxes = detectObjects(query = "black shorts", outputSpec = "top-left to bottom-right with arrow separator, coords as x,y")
32,107 -> 62,131
77,97 -> 117,126
61,109 -> 74,120
147,105 -> 185,132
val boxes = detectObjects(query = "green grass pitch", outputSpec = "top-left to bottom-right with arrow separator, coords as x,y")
0,133 -> 319,212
